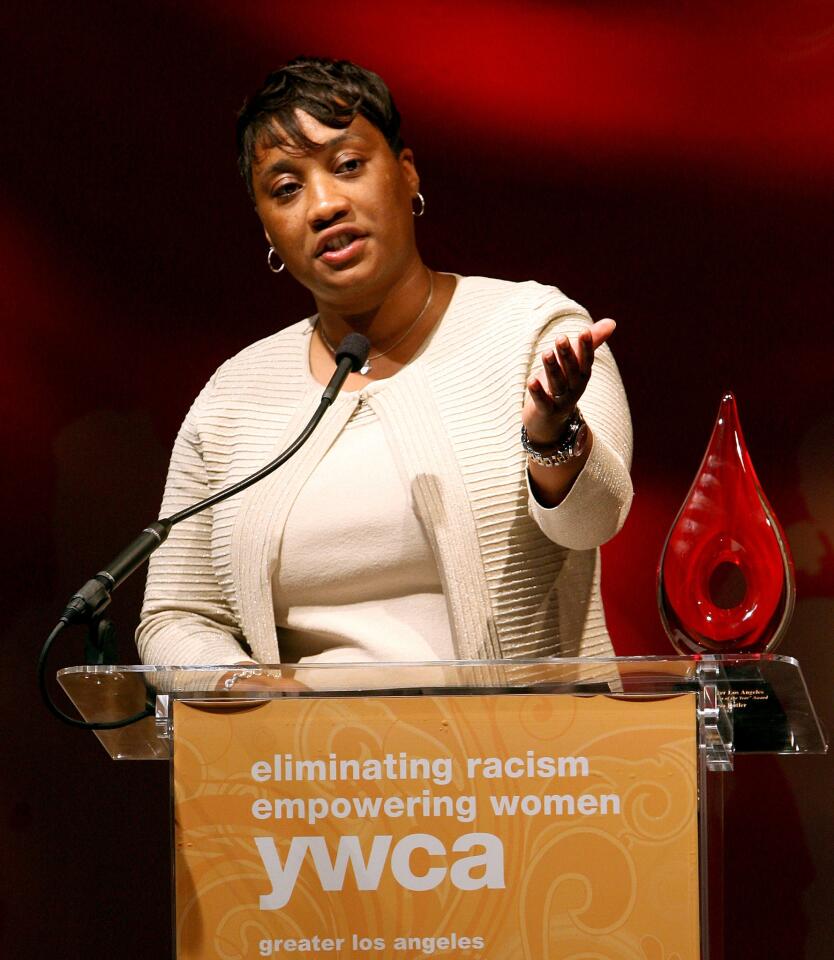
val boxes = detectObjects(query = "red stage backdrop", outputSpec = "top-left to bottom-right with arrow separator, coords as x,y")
3,2 -> 832,957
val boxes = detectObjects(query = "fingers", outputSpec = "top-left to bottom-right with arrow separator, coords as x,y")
556,334 -> 584,389
589,318 -> 616,349
543,347 -> 568,399
577,329 -> 593,375
548,319 -> 616,385
528,344 -> 579,411
528,319 -> 616,408
544,334 -> 589,398
526,372 -> 554,410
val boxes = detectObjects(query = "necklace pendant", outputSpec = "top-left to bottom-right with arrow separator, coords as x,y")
360,361 -> 371,375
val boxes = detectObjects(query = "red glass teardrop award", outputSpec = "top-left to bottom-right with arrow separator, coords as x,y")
658,393 -> 795,654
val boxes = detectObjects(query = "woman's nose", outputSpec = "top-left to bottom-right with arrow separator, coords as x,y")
306,174 -> 350,230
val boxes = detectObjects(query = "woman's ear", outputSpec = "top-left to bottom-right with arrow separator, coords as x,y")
398,147 -> 420,196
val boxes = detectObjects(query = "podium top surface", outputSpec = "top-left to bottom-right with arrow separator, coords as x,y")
56,655 -> 828,761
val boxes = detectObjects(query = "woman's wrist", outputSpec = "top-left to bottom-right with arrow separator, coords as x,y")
522,410 -> 589,467
215,661 -> 259,691
221,667 -> 263,690
215,663 -> 309,693
526,424 -> 593,508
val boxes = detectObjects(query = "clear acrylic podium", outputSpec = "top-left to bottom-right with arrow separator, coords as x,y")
58,655 -> 827,960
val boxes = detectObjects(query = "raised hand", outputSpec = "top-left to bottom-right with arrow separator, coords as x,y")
523,318 -> 616,446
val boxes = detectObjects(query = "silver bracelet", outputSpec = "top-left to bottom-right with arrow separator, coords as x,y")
521,410 -> 589,467
223,668 -> 264,690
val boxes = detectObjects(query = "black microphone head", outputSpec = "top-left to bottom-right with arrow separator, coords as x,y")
335,333 -> 371,372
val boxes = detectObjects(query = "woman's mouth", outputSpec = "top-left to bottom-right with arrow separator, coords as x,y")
317,232 -> 366,265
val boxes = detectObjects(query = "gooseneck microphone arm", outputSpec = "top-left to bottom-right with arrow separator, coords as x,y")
39,334 -> 370,729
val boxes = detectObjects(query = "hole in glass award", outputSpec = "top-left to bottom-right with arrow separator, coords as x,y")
658,392 -> 795,654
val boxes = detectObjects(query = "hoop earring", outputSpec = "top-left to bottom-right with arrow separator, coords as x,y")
267,247 -> 285,274
412,192 -> 426,217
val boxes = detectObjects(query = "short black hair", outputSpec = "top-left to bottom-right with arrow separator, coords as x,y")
236,56 -> 405,199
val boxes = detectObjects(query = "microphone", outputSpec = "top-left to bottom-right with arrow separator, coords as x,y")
58,334 -> 370,626
322,332 -> 370,403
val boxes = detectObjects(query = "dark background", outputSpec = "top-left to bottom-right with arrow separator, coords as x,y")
3,1 -> 832,957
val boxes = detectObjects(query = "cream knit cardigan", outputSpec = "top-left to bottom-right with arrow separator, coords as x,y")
137,276 -> 633,666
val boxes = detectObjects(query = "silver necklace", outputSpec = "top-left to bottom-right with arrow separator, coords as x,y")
316,270 -> 434,375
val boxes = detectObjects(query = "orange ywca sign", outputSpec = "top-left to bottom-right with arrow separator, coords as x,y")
173,694 -> 700,959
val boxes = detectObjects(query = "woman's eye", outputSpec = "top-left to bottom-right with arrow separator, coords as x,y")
337,157 -> 363,174
273,181 -> 300,199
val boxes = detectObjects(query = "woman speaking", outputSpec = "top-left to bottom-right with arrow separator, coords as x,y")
136,57 -> 633,672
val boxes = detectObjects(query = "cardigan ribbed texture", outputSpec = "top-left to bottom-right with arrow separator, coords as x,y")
137,276 -> 633,666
